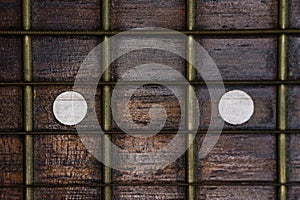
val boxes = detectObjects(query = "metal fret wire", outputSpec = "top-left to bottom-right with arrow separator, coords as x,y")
278,0 -> 289,199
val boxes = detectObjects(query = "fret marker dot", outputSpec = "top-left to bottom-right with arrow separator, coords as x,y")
218,90 -> 254,125
53,91 -> 87,126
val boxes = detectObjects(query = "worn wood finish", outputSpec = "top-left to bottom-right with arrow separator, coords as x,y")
0,136 -> 23,185
0,189 -> 23,200
32,0 -> 101,30
34,135 -> 102,184
0,87 -> 22,131
289,36 -> 300,80
111,0 -> 185,30
0,0 -> 21,30
197,186 -> 276,200
111,49 -> 186,82
197,86 -> 277,129
196,0 -> 278,30
196,36 -> 277,80
32,36 -> 100,82
196,134 -> 276,181
288,86 -> 300,129
288,187 -> 300,199
34,187 -> 101,200
0,37 -> 22,81
287,134 -> 300,182
112,134 -> 185,183
34,86 -> 101,131
290,0 -> 300,28
111,85 -> 185,131
112,186 -> 185,200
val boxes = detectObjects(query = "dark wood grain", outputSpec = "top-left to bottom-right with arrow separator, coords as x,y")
0,136 -> 23,185
0,37 -> 22,81
34,135 -> 102,185
32,0 -> 101,30
196,36 -> 277,80
0,0 -> 21,30
35,187 -> 101,200
111,0 -> 185,30
288,187 -> 300,199
196,134 -> 276,181
0,87 -> 22,131
290,0 -> 300,28
288,86 -> 300,129
32,36 -> 100,82
197,86 -> 277,130
112,85 -> 184,131
112,186 -> 185,200
288,134 -> 300,182
111,48 -> 186,82
196,0 -> 278,30
197,186 -> 275,200
0,189 -> 23,200
112,134 -> 185,183
34,86 -> 101,131
289,36 -> 300,80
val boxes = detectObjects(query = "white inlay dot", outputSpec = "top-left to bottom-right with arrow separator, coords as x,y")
53,91 -> 87,126
218,90 -> 254,125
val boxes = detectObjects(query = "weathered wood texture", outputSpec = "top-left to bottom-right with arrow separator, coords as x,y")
111,48 -> 186,82
0,37 -> 22,81
32,0 -> 101,30
288,134 -> 300,182
111,85 -> 185,131
0,136 -> 23,185
112,186 -> 185,200
32,36 -> 101,82
288,86 -> 300,129
197,86 -> 277,129
34,86 -> 101,131
196,134 -> 276,181
196,0 -> 278,30
196,37 -> 277,80
0,189 -> 23,200
197,186 -> 276,200
290,0 -> 300,28
0,87 -> 22,131
34,135 -> 102,184
112,134 -> 185,183
34,187 -> 101,200
289,36 -> 300,80
288,187 -> 300,199
111,0 -> 186,30
0,0 -> 21,30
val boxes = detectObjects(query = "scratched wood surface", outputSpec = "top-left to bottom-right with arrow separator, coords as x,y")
290,0 -> 300,28
112,186 -> 185,200
111,0 -> 186,30
196,0 -> 278,30
196,134 -> 276,181
289,36 -> 300,80
0,87 -> 22,131
288,86 -> 300,129
197,186 -> 276,200
0,189 -> 23,200
32,36 -> 101,82
196,36 -> 278,80
0,37 -> 22,82
0,0 -> 21,30
32,0 -> 101,30
34,187 -> 101,200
